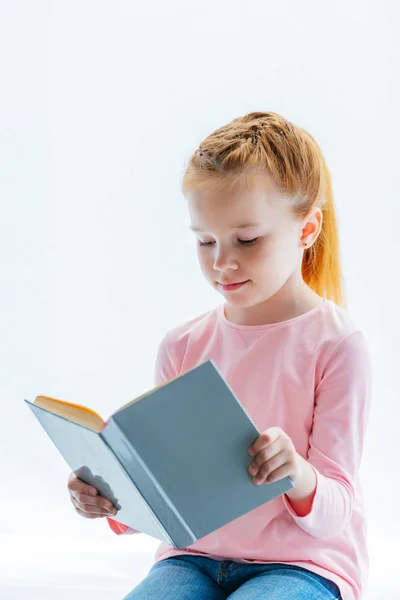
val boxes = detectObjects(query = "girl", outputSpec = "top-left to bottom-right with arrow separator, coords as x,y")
69,111 -> 372,600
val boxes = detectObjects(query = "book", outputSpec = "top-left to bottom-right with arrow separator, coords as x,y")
25,359 -> 294,549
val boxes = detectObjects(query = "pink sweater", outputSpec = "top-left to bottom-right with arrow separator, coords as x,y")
107,298 -> 372,600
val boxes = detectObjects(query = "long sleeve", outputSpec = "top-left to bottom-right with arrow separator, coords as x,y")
106,331 -> 178,536
153,330 -> 180,386
106,517 -> 137,535
282,330 -> 372,540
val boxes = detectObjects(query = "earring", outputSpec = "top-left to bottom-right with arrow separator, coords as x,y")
303,242 -> 308,247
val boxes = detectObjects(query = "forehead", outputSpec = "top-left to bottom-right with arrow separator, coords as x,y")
187,182 -> 292,231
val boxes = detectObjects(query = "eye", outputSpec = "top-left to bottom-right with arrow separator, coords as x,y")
198,237 -> 258,247
239,237 -> 258,246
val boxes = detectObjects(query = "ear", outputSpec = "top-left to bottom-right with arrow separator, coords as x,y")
300,207 -> 323,246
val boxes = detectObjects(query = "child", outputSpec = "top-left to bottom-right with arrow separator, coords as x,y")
68,111 -> 372,600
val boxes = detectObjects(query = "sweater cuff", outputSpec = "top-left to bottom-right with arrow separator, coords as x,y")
282,463 -> 319,519
106,517 -> 138,535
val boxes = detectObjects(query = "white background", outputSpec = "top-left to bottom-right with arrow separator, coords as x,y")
0,1 -> 398,598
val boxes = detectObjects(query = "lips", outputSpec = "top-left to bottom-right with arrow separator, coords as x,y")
218,280 -> 250,292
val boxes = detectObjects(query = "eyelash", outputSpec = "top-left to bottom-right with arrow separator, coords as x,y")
198,237 -> 258,247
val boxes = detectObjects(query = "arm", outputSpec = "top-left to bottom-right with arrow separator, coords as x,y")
284,457 -> 317,516
282,330 -> 372,540
106,331 -> 178,536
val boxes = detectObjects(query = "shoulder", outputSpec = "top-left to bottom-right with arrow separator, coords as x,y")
314,300 -> 372,380
316,299 -> 362,337
156,305 -> 219,375
319,300 -> 369,347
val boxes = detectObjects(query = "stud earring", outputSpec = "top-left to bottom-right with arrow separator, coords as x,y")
302,242 -> 308,247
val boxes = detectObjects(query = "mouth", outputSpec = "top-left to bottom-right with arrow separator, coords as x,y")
218,280 -> 250,291
219,279 -> 247,284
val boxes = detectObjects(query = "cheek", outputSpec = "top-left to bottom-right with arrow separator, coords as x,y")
254,239 -> 295,278
249,244 -> 272,268
197,249 -> 212,271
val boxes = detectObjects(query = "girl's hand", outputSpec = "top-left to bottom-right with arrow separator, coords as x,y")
247,426 -> 302,486
67,472 -> 118,519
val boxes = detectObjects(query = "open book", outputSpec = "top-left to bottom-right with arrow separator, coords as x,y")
25,359 -> 294,549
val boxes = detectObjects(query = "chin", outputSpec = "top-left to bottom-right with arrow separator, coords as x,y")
220,292 -> 254,308
225,289 -> 274,308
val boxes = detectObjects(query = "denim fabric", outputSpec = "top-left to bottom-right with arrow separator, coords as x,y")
123,554 -> 342,599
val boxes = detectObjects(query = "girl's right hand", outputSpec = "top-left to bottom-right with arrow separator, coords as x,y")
67,472 -> 118,519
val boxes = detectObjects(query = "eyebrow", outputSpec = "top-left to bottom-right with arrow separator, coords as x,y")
189,223 -> 261,232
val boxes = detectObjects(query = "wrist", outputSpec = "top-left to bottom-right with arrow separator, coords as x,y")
286,454 -> 317,501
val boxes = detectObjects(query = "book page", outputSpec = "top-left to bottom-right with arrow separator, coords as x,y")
34,396 -> 105,432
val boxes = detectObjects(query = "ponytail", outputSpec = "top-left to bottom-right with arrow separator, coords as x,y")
302,154 -> 346,308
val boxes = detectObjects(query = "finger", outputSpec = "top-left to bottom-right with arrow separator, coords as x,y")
68,472 -> 76,484
73,494 -> 118,515
68,476 -> 98,498
71,492 -> 104,508
252,449 -> 287,483
265,461 -> 295,484
248,427 -> 283,457
262,449 -> 288,476
74,505 -> 106,519
252,439 -> 282,467
73,498 -> 117,517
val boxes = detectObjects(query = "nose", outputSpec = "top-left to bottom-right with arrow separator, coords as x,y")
213,247 -> 239,272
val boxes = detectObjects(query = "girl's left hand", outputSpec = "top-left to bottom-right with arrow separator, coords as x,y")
247,426 -> 302,486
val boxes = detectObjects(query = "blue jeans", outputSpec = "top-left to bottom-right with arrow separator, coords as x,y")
123,554 -> 343,599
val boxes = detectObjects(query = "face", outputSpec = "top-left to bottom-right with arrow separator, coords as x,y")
187,178 -> 321,314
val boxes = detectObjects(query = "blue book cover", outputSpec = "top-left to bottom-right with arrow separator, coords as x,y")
25,359 -> 294,549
